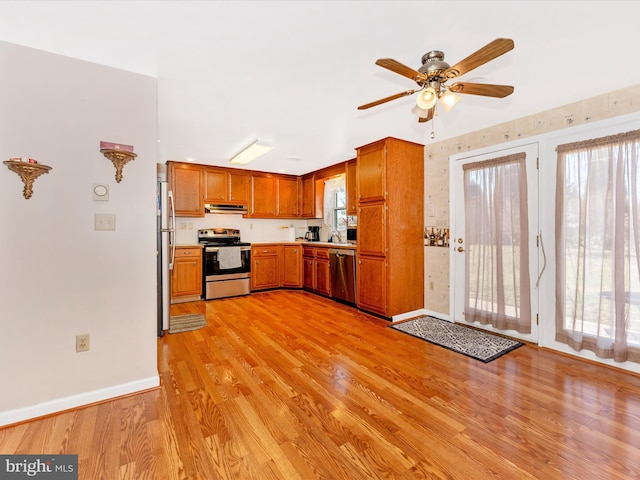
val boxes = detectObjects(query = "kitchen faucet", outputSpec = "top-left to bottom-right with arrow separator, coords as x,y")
331,231 -> 342,243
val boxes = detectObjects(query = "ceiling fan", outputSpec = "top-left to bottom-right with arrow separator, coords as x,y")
358,38 -> 515,126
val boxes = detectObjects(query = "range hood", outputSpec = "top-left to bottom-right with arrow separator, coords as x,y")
204,204 -> 248,214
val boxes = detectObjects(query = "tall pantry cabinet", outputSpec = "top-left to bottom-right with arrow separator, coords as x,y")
356,137 -> 424,318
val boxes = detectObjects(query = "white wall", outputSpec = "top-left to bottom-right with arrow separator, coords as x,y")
173,213 -> 317,245
0,42 -> 159,425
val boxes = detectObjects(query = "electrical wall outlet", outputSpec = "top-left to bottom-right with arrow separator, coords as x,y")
76,334 -> 90,353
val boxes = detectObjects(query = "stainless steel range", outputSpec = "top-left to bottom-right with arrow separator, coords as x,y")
198,228 -> 251,300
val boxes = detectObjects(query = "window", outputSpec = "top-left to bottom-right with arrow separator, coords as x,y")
333,189 -> 347,232
323,175 -> 346,235
556,129 -> 640,363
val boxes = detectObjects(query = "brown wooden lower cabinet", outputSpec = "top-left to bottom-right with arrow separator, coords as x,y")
251,245 -> 281,290
170,246 -> 203,303
315,250 -> 331,297
302,246 -> 331,297
252,243 -> 357,300
303,251 -> 315,290
356,255 -> 386,315
282,245 -> 303,288
251,244 -> 303,291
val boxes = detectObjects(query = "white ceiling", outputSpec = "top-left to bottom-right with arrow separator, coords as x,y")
2,1 -> 640,175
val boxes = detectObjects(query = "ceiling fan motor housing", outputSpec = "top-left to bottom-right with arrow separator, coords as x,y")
418,51 -> 450,81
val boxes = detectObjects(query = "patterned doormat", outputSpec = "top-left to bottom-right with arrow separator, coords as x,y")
169,314 -> 207,334
390,316 -> 524,362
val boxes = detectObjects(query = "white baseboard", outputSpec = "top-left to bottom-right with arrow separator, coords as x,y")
391,308 -> 428,323
424,309 -> 451,322
0,375 -> 160,428
391,308 -> 451,323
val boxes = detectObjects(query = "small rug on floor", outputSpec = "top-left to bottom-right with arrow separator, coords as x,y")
390,315 -> 524,363
169,314 -> 207,334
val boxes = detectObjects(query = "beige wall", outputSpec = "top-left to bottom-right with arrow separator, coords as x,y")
424,83 -> 640,316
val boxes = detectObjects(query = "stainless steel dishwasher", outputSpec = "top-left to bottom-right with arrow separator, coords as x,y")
329,248 -> 356,304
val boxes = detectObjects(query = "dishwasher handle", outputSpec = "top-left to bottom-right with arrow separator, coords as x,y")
328,248 -> 355,256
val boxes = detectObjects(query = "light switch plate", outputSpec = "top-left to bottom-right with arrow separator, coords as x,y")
427,200 -> 435,217
93,184 -> 109,201
95,213 -> 116,231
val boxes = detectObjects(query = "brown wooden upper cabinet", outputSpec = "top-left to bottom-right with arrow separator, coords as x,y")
167,159 -> 353,220
248,173 -> 301,218
204,167 -> 249,204
168,161 -> 204,217
300,173 -> 316,218
276,175 -> 300,217
249,173 -> 277,217
357,144 -> 385,202
345,159 -> 357,215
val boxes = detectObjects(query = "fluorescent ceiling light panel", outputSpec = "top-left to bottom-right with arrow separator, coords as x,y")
229,140 -> 273,165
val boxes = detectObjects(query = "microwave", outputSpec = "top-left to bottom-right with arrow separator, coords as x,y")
346,227 -> 357,242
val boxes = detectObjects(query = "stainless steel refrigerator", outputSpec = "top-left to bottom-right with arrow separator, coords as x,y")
156,163 -> 175,336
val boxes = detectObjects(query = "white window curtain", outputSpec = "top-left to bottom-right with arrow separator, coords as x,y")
463,153 -> 531,333
323,175 -> 345,230
555,129 -> 640,363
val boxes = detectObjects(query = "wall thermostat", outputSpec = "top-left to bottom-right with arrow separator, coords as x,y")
93,184 -> 109,201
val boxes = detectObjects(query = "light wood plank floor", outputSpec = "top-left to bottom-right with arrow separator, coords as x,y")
2,290 -> 640,479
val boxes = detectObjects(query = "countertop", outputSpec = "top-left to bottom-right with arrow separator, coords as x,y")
301,241 -> 356,249
251,240 -> 356,249
175,241 -> 356,249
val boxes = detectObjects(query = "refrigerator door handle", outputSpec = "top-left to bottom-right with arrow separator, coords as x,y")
168,190 -> 176,270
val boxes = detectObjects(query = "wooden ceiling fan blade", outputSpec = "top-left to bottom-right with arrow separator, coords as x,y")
449,82 -> 514,98
443,38 -> 514,80
376,58 -> 427,83
358,89 -> 417,110
418,107 -> 434,123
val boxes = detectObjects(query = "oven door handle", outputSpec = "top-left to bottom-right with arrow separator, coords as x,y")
204,246 -> 251,253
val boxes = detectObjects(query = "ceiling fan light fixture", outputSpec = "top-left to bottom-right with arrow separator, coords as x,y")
229,139 -> 273,165
439,90 -> 461,112
416,87 -> 437,110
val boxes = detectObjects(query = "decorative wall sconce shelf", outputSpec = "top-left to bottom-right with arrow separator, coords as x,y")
100,148 -> 137,183
3,160 -> 52,199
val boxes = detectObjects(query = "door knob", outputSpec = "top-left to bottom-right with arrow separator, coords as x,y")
457,246 -> 465,252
